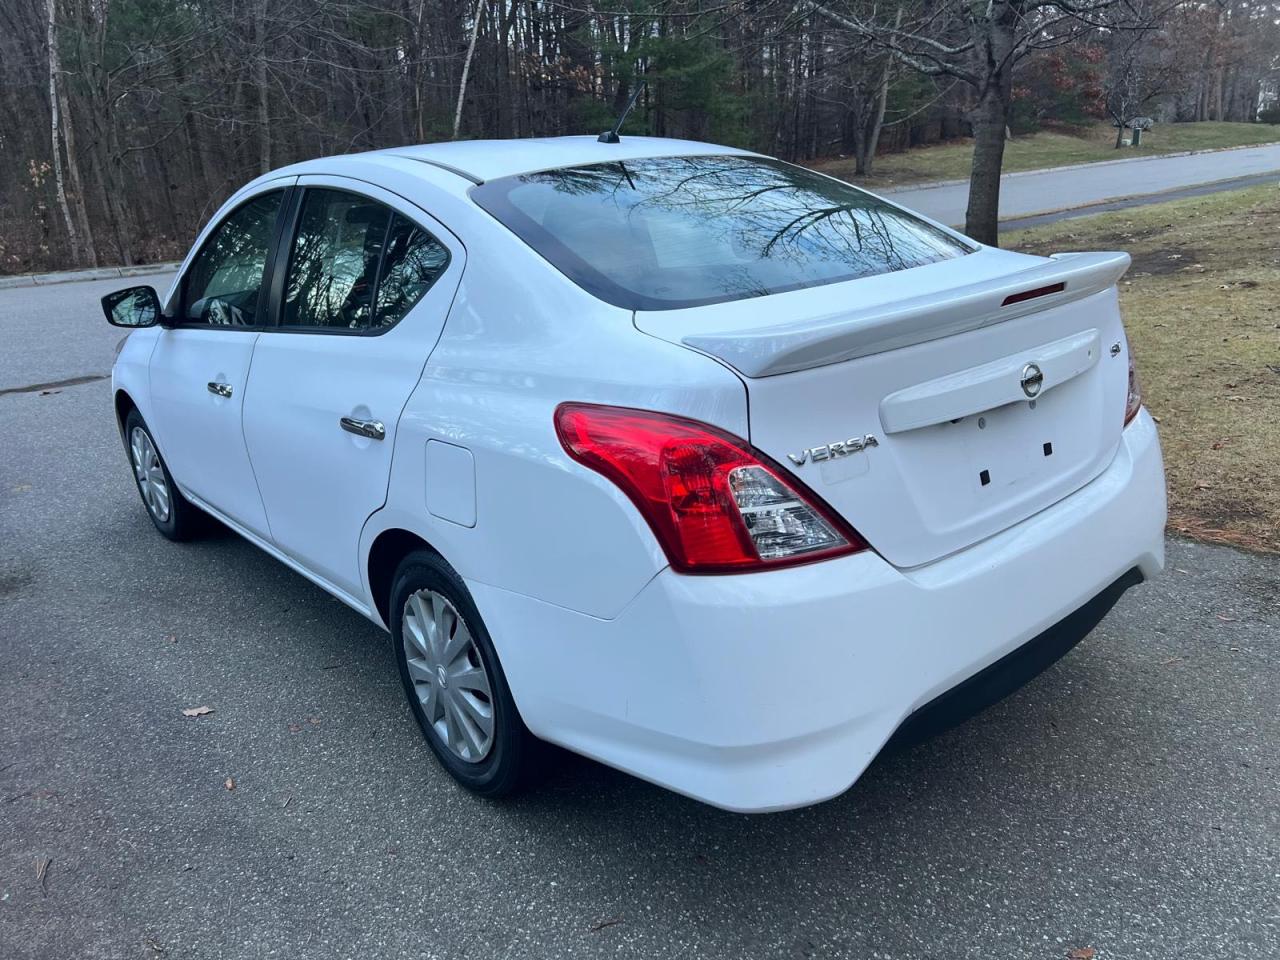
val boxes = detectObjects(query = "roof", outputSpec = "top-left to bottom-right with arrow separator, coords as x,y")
372,135 -> 756,184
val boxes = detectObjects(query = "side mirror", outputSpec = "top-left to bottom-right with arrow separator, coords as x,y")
102,285 -> 164,328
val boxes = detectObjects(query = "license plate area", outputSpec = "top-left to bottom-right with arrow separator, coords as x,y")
888,376 -> 1102,537
957,396 -> 1071,493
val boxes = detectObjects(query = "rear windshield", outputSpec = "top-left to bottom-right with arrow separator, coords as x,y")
471,155 -> 973,310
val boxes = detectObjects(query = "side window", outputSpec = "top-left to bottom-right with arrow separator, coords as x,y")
374,214 -> 451,329
183,191 -> 283,326
281,188 -> 451,333
281,189 -> 391,330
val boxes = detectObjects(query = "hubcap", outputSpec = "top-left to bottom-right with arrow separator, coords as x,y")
401,589 -> 494,763
129,426 -> 171,523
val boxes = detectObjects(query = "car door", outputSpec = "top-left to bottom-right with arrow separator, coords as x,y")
241,177 -> 464,598
148,185 -> 291,538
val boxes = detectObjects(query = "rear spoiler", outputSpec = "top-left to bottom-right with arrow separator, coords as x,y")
679,251 -> 1131,378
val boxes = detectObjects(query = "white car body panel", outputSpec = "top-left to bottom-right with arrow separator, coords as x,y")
108,136 -> 1167,812
638,249 -> 1130,377
147,328 -> 269,537
471,410 -> 1164,812
240,175 -> 467,597
738,285 -> 1134,569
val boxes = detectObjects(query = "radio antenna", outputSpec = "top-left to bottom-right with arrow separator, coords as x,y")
598,81 -> 647,144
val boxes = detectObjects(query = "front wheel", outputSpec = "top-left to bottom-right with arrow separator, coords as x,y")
122,409 -> 201,541
390,550 -> 532,797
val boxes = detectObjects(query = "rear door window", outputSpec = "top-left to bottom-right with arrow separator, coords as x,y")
471,155 -> 974,311
280,189 -> 451,332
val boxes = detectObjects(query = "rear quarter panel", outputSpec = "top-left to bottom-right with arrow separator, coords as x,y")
365,194 -> 750,621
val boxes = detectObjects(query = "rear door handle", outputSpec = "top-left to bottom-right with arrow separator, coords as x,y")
207,381 -> 233,398
340,416 -> 385,441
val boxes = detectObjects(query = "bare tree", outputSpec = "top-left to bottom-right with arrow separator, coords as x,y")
808,0 -> 1166,245
1103,18 -> 1183,146
3,0 -> 1273,273
46,0 -> 84,264
453,0 -> 487,139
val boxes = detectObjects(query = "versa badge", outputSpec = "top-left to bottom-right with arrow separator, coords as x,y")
788,434 -> 879,467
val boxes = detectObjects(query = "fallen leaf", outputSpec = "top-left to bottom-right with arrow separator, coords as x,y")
165,634 -> 177,644
143,935 -> 166,953
224,777 -> 236,791
1067,949 -> 1096,960
287,723 -> 302,733
34,856 -> 51,897
181,706 -> 213,718
307,717 -> 320,726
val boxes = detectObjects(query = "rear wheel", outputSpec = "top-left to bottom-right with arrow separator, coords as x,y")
390,550 -> 531,797
123,409 -> 201,541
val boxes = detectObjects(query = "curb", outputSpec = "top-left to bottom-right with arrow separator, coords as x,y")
0,262 -> 180,291
877,139 -> 1280,195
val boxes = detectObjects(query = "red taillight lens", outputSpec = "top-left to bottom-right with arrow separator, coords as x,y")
554,403 -> 867,573
1124,342 -> 1143,426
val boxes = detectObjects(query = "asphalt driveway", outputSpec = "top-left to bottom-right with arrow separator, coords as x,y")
1,276 -> 1277,959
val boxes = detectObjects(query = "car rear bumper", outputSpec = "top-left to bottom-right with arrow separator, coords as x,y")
471,409 -> 1166,812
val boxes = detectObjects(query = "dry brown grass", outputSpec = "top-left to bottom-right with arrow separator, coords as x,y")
1004,184 -> 1280,553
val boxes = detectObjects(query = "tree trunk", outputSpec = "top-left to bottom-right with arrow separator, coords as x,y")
858,42 -> 894,176
452,0 -> 485,139
54,40 -> 96,265
962,3 -> 1016,247
254,0 -> 270,174
46,0 -> 84,265
964,85 -> 1008,246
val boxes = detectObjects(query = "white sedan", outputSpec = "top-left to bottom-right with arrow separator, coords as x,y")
104,136 -> 1166,812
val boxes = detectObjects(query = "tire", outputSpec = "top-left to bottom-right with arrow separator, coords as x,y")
390,549 -> 531,798
122,409 -> 201,542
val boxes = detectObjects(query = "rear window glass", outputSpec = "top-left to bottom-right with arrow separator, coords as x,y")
471,155 -> 973,310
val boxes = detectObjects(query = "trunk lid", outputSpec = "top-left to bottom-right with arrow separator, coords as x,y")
635,247 -> 1134,568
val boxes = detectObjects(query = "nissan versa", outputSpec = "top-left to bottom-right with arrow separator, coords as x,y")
103,136 -> 1166,812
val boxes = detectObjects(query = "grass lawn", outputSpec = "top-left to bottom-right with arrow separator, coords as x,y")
1004,184 -> 1280,554
812,121 -> 1280,188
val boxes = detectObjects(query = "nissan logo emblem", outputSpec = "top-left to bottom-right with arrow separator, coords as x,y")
1020,362 -> 1044,398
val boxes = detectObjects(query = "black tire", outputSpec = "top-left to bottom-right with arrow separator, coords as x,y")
122,408 -> 202,542
390,549 -> 532,798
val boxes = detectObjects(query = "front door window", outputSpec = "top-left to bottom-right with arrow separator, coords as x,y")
182,191 -> 283,326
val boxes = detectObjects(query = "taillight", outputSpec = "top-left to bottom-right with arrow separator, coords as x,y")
554,403 -> 867,573
1124,342 -> 1143,426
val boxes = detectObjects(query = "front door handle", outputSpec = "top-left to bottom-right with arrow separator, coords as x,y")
340,416 -> 385,441
207,381 -> 233,398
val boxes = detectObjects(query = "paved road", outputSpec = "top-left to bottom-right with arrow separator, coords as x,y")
1,279 -> 1278,960
890,142 -> 1280,226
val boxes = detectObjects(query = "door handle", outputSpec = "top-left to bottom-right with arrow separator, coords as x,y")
340,416 -> 385,441
207,381 -> 233,398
